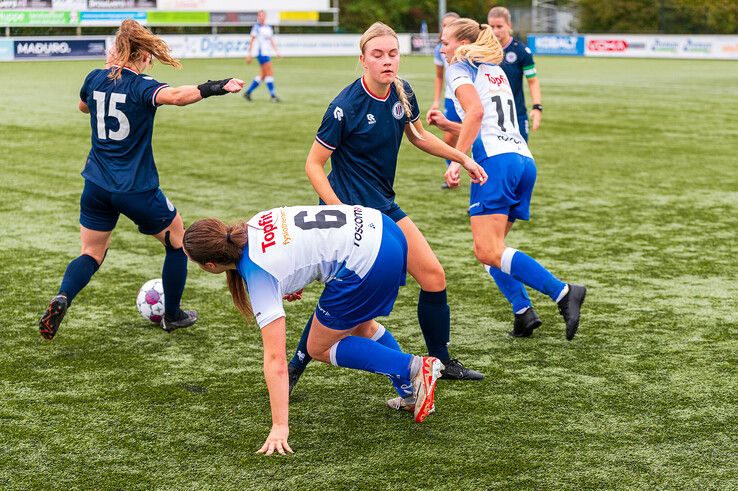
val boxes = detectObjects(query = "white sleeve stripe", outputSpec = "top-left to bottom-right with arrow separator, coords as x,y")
151,84 -> 169,107
410,114 -> 420,122
256,311 -> 285,329
315,136 -> 336,150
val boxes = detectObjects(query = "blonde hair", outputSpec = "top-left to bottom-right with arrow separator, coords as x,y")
359,22 -> 422,139
439,11 -> 460,41
447,18 -> 504,65
108,19 -> 181,80
488,6 -> 513,26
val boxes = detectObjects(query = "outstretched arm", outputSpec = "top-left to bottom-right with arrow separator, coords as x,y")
258,316 -> 293,456
155,78 -> 244,106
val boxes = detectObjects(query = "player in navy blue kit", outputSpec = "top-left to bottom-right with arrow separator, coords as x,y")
286,22 -> 488,397
431,18 -> 585,339
488,7 -> 542,142
38,20 -> 244,340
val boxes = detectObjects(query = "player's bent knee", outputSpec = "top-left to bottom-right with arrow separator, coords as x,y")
474,244 -> 502,269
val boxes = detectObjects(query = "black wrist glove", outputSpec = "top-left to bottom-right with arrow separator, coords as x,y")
197,79 -> 232,98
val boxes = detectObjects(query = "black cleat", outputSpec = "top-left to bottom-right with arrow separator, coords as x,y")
39,294 -> 68,340
288,363 -> 303,396
440,182 -> 450,189
557,284 -> 587,340
509,307 -> 542,337
270,95 -> 281,103
243,91 -> 252,102
161,309 -> 198,333
439,358 -> 484,380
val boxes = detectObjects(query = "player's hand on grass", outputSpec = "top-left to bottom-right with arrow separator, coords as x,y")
257,424 -> 293,456
283,289 -> 303,302
530,108 -> 541,131
224,78 -> 245,93
445,162 -> 461,188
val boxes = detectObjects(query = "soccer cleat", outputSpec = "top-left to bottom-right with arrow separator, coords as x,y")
39,294 -> 68,340
387,396 -> 435,414
440,181 -> 450,189
243,91 -> 252,102
439,358 -> 484,380
557,284 -> 587,341
270,95 -> 281,103
160,309 -> 198,333
412,356 -> 443,423
288,363 -> 303,396
509,307 -> 542,337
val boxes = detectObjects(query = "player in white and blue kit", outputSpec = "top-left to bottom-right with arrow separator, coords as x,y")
431,18 -> 586,339
244,10 -> 281,102
38,20 -> 244,340
286,22 -> 488,396
183,205 -> 445,455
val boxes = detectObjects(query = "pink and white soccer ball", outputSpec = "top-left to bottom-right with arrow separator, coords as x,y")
136,278 -> 166,323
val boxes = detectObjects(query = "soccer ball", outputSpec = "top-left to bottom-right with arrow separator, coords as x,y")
136,278 -> 166,323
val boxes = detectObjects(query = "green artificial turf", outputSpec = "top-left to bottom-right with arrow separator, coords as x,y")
0,55 -> 736,490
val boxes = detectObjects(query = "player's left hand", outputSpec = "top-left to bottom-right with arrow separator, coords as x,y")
283,289 -> 303,302
445,162 -> 461,188
224,78 -> 245,93
257,424 -> 293,456
459,157 -> 487,185
530,108 -> 541,131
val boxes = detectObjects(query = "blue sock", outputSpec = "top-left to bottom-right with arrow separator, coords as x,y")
501,248 -> 566,302
417,289 -> 451,360
331,336 -> 414,398
372,324 -> 407,396
246,76 -> 261,94
486,265 -> 532,313
264,76 -> 276,97
58,254 -> 100,305
289,314 -> 313,371
162,245 -> 187,318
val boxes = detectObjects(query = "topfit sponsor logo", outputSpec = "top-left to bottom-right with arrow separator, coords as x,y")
485,73 -> 506,86
17,42 -> 71,55
258,211 -> 277,253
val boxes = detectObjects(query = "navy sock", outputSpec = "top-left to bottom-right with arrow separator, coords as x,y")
417,289 -> 451,360
58,254 -> 100,305
487,265 -> 532,313
162,245 -> 187,318
289,314 -> 314,371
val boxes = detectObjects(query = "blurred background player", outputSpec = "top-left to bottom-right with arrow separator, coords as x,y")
287,22 -> 488,395
183,205 -> 444,455
38,20 -> 244,340
487,6 -> 542,141
427,11 -> 461,189
244,10 -> 282,102
430,18 -> 585,339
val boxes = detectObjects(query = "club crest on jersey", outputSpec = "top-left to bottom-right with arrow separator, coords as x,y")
392,102 -> 405,120
505,51 -> 517,63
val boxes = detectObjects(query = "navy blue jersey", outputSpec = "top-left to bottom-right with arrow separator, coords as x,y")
499,37 -> 536,118
315,77 -> 420,212
79,67 -> 169,193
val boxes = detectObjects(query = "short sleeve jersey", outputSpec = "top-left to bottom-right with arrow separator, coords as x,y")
499,37 -> 536,118
250,23 -> 274,57
446,60 -> 532,161
433,43 -> 453,99
314,78 -> 420,212
237,205 -> 384,328
79,67 -> 169,193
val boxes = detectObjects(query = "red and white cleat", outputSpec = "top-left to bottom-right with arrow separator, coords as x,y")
412,356 -> 444,423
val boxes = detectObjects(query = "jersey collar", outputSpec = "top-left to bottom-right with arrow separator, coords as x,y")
361,76 -> 390,102
111,65 -> 140,75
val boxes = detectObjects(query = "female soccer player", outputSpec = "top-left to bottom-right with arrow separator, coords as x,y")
287,22 -> 488,397
487,7 -> 542,142
243,10 -> 282,102
38,19 -> 244,340
430,18 -> 585,339
427,11 -> 460,188
183,205 -> 444,455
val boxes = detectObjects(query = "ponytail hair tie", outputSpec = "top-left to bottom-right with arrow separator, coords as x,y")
226,231 -> 232,243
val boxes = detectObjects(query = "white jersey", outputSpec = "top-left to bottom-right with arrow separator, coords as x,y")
446,60 -> 532,161
249,23 -> 274,57
238,205 -> 384,328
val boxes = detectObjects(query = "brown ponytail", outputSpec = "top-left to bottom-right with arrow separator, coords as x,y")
108,19 -> 181,80
183,218 -> 253,319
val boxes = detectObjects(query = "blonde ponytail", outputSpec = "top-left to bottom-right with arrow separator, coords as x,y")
448,19 -> 504,65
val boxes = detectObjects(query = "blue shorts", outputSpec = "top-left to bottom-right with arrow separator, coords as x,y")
257,55 -> 271,65
79,179 -> 177,235
469,153 -> 537,221
315,215 -> 408,330
518,114 -> 529,142
444,97 -> 461,123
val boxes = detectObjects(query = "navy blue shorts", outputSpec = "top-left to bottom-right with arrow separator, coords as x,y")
79,180 -> 177,235
315,215 -> 408,330
319,198 -> 407,224
257,55 -> 271,65
444,97 -> 462,123
469,153 -> 536,221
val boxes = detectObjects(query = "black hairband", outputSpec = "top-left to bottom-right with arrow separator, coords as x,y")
226,231 -> 232,243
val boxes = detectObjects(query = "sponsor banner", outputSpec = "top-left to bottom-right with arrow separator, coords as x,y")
79,10 -> 145,24
584,34 -> 738,60
210,11 -> 257,24
86,0 -> 155,8
14,38 -> 105,58
146,10 -> 208,23
410,33 -> 436,54
0,39 -> 13,60
528,35 -> 584,56
157,0 -> 330,10
0,0 -> 53,8
279,11 -> 318,23
0,10 -> 72,24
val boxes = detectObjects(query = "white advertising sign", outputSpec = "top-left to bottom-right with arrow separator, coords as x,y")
584,34 -> 738,60
157,0 -> 329,10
